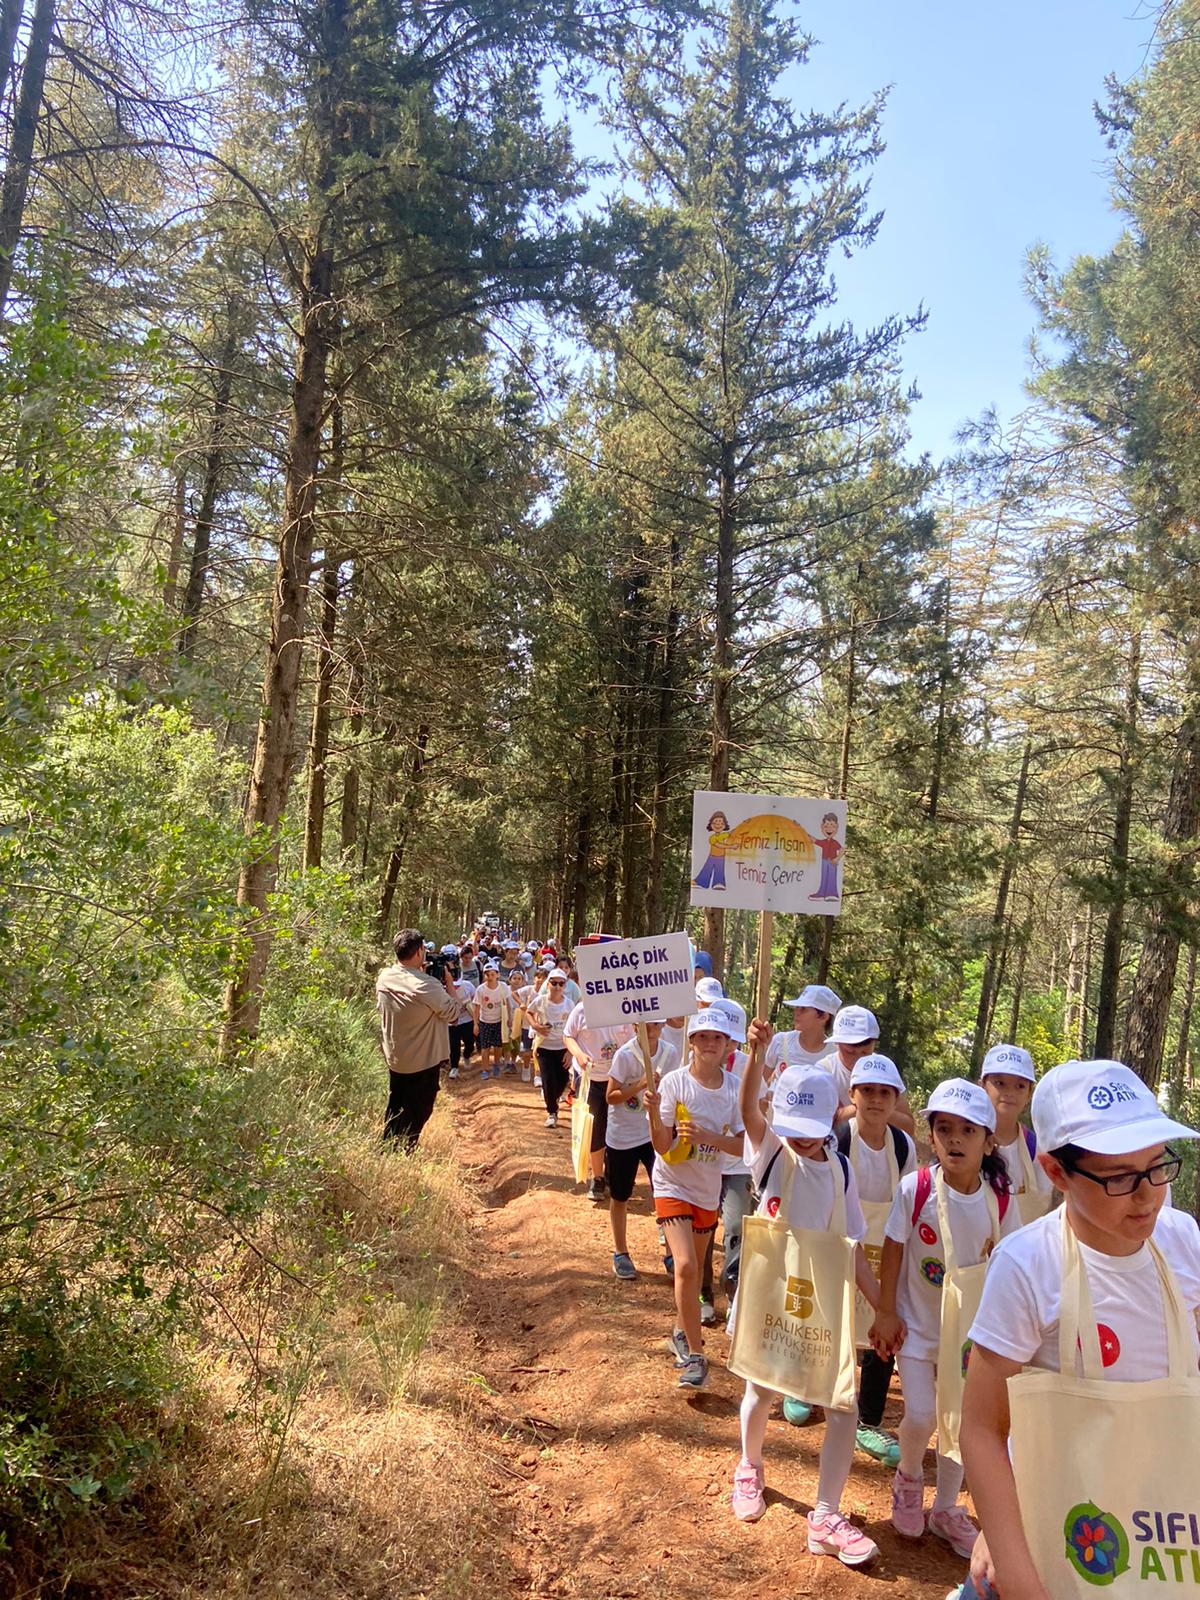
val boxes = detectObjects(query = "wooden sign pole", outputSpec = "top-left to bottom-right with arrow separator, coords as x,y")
635,1020 -> 657,1094
755,909 -> 774,1022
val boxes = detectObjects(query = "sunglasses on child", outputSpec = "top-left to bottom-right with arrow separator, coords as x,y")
1059,1147 -> 1181,1197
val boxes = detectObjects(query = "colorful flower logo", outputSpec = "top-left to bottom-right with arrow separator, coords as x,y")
918,1222 -> 938,1246
920,1256 -> 945,1288
1063,1501 -> 1129,1586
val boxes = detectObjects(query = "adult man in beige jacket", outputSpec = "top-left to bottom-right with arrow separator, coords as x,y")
376,927 -> 460,1147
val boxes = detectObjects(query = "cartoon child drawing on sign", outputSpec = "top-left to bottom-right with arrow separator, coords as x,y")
809,811 -> 843,901
693,809 -> 731,891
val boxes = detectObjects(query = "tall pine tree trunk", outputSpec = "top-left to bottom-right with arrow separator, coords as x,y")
222,244 -> 335,1053
180,329 -> 237,659
0,0 -> 52,319
643,533 -> 679,935
1094,631 -> 1141,1056
1123,695 -> 1200,1084
340,573 -> 364,856
703,445 -> 736,976
0,0 -> 25,112
302,397 -> 345,870
971,738 -> 1032,1070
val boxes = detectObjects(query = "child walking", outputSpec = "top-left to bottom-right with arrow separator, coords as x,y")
527,969 -> 573,1127
605,1022 -> 679,1280
959,1059 -> 1200,1600
646,1011 -> 743,1390
836,1053 -> 917,1465
872,1079 -> 1021,1559
472,962 -> 513,1080
979,1043 -> 1054,1225
730,1020 -> 883,1565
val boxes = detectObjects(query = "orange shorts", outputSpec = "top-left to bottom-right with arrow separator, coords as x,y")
654,1197 -> 719,1234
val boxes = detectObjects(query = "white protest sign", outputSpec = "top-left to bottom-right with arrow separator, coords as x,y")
689,791 -> 848,915
575,931 -> 697,1030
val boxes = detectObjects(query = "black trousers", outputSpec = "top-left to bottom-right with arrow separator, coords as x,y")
384,1063 -> 443,1147
449,1021 -> 475,1072
538,1048 -> 569,1114
587,1077 -> 610,1152
859,1347 -> 894,1427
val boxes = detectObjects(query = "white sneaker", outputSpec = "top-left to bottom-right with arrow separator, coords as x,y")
448,1066 -> 459,1080
533,1075 -> 542,1088
544,1113 -> 557,1129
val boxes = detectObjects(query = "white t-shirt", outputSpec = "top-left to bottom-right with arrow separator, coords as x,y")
661,1022 -> 687,1062
451,978 -> 476,1025
563,979 -> 582,1006
474,981 -> 511,1026
764,1032 -> 832,1088
995,1130 -> 1055,1207
847,1127 -> 918,1205
651,1066 -> 743,1210
748,1127 -> 866,1240
719,1049 -> 751,1176
606,1039 -> 678,1150
884,1168 -> 1023,1360
528,994 -> 572,1050
816,1049 -> 853,1107
969,1207 -> 1200,1380
562,1002 -> 633,1083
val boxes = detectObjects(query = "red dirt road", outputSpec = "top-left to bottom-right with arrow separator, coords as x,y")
448,1073 -> 969,1600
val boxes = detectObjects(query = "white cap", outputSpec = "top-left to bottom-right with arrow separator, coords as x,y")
519,952 -> 533,967
424,940 -> 435,949
925,1077 -> 996,1132
503,939 -> 519,949
831,1005 -> 879,1044
688,1009 -> 732,1039
784,983 -> 842,1015
547,968 -> 568,981
483,960 -> 500,972
539,957 -> 556,970
695,977 -> 725,1003
1032,1060 -> 1199,1156
980,1044 -> 1035,1083
440,943 -> 459,956
850,1053 -> 905,1093
705,997 -> 746,1044
771,1066 -> 839,1140
526,940 -> 539,950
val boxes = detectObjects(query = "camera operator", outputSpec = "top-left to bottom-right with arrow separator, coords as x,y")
375,927 -> 460,1148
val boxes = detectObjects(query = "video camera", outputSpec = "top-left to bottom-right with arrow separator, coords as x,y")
428,949 -> 461,984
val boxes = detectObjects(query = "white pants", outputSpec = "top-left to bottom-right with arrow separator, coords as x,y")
896,1352 -> 963,1511
739,1382 -> 857,1512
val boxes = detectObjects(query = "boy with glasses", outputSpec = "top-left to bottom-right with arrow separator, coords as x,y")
958,1060 -> 1200,1600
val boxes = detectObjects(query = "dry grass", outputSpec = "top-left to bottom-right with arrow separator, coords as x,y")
3,1100 -> 509,1600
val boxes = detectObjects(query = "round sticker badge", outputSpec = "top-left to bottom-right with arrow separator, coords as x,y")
918,1222 -> 938,1246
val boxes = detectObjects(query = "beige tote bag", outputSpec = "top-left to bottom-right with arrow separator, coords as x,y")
1012,1134 -> 1053,1226
848,1128 -> 897,1348
1008,1210 -> 1200,1598
570,1065 -> 593,1184
935,1171 -> 1000,1465
728,1148 -> 859,1412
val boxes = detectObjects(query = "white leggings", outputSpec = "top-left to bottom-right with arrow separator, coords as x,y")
739,1382 -> 857,1513
895,1352 -> 963,1512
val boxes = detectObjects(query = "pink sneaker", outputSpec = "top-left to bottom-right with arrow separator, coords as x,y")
806,1508 -> 878,1567
928,1503 -> 979,1559
891,1468 -> 925,1539
731,1460 -> 765,1522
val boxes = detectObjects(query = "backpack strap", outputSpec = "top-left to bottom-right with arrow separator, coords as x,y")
911,1165 -> 933,1226
757,1144 -> 782,1199
836,1150 -> 850,1192
1024,1126 -> 1037,1157
835,1122 -> 852,1157
997,1186 -> 1010,1223
890,1124 -> 909,1170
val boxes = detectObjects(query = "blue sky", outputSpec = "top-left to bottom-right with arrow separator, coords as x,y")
786,0 -> 1160,461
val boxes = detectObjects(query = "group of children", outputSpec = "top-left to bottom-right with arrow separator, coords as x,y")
531,971 -> 1200,1591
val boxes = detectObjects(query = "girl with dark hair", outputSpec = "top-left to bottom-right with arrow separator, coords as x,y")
870,1079 -> 1020,1564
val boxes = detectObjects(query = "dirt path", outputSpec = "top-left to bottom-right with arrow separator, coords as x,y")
447,1072 -> 968,1600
